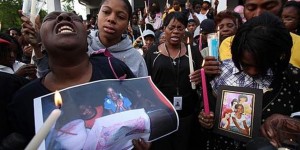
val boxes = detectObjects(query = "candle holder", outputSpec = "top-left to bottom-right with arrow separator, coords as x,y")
277,126 -> 300,150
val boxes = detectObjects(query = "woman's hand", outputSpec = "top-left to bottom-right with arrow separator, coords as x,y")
190,69 -> 201,85
260,114 -> 300,147
19,10 -> 40,47
202,56 -> 221,76
198,110 -> 214,129
15,64 -> 37,79
23,45 -> 33,57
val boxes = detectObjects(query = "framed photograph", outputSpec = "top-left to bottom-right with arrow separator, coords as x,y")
214,85 -> 263,142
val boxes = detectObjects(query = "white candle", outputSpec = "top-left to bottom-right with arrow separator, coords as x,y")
30,0 -> 37,28
187,37 -> 196,89
138,10 -> 143,21
144,1 -> 148,14
30,44 -> 35,64
166,0 -> 169,8
25,91 -> 62,150
22,0 -> 30,17
138,25 -> 146,45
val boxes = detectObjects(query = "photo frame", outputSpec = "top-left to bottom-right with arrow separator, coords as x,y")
213,85 -> 263,142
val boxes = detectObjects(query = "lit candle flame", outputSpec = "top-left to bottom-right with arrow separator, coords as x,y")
54,91 -> 62,108
187,37 -> 190,44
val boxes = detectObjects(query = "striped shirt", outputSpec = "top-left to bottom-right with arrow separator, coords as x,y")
210,59 -> 273,95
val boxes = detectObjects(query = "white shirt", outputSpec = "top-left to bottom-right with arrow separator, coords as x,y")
0,61 -> 25,74
145,16 -> 162,31
189,11 -> 208,24
230,112 -> 246,129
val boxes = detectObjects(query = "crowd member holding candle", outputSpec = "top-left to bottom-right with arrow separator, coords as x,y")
198,12 -> 300,149
7,11 -> 151,149
144,12 -> 203,150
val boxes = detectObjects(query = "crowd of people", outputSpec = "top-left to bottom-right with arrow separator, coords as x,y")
1,0 -> 300,149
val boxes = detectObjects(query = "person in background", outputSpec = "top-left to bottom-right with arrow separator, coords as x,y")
86,15 -> 97,31
0,34 -> 36,79
234,5 -> 246,23
0,38 -> 30,146
1,32 -> 23,62
281,1 -> 300,35
145,8 -> 163,31
133,29 -> 156,56
162,0 -> 182,20
186,19 -> 197,35
158,32 -> 166,45
7,28 -> 21,42
130,12 -> 142,40
145,12 -> 203,150
214,10 -> 243,43
150,1 -> 162,19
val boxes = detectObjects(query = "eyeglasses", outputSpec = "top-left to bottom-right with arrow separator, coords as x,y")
167,25 -> 185,32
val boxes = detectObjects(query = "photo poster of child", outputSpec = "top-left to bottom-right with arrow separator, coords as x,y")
33,76 -> 179,150
219,91 -> 254,136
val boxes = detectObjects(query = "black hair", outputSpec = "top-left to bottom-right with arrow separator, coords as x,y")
188,19 -> 196,24
231,12 -> 292,78
163,12 -> 188,28
145,23 -> 155,32
235,103 -> 244,110
0,33 -> 23,62
215,10 -> 243,28
6,27 -> 21,36
231,99 -> 238,106
192,0 -> 201,9
150,1 -> 161,13
201,1 -> 211,7
100,0 -> 133,21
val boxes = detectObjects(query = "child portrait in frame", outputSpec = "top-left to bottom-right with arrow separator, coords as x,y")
214,85 -> 263,142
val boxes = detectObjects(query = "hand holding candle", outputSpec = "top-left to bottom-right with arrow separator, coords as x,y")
25,91 -> 62,150
201,68 -> 210,115
187,37 -> 196,89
